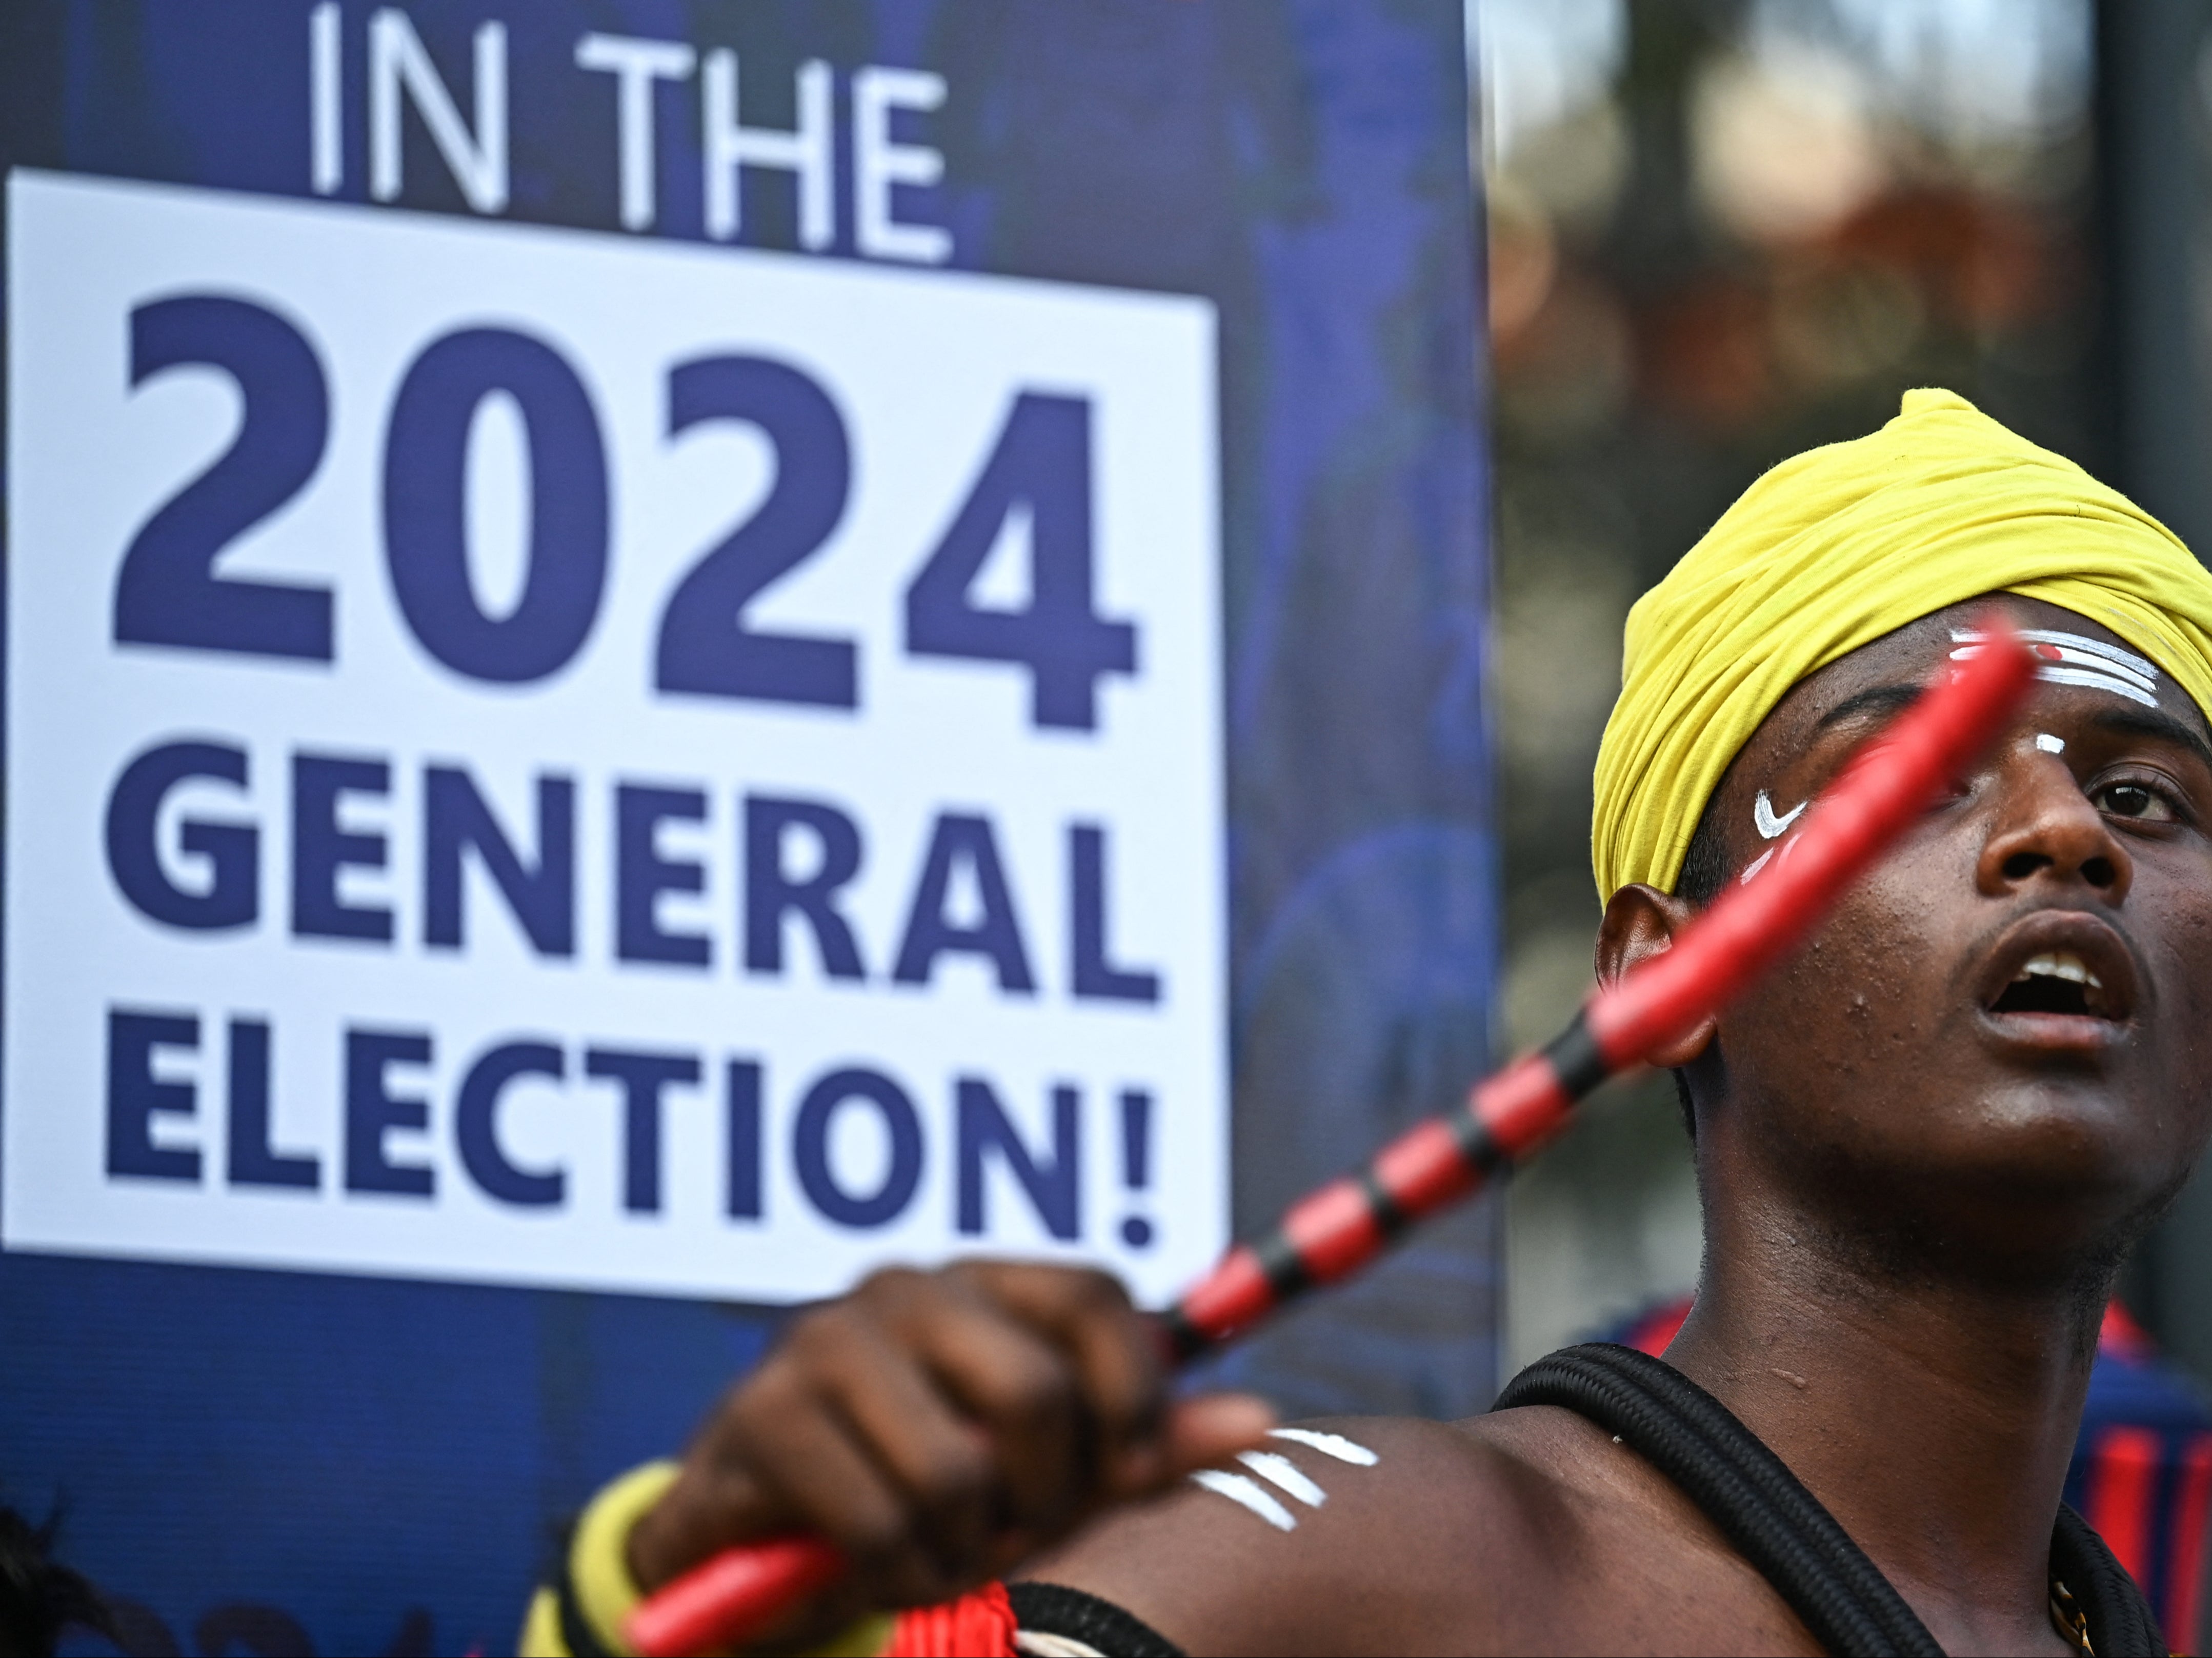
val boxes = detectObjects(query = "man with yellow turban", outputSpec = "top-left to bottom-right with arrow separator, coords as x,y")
528,393 -> 2212,1657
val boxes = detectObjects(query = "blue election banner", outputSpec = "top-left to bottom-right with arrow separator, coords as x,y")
0,5 -> 1492,1652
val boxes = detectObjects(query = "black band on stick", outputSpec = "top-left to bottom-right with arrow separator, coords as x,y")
1251,1229 -> 1310,1301
1357,1167 -> 1410,1238
1448,1101 -> 1505,1177
1539,1009 -> 1608,1101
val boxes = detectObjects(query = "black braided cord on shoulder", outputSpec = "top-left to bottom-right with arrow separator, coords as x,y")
1500,1344 -> 2169,1657
2051,1500 -> 2166,1657
1009,1581 -> 1187,1657
1497,1344 -> 1944,1656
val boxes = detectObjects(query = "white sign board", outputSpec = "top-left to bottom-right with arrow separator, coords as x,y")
4,170 -> 1226,1304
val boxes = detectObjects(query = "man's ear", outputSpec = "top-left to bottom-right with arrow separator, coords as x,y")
1595,883 -> 1716,1068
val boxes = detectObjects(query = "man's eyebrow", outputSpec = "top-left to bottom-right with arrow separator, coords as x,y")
1813,683 -> 1925,735
2090,707 -> 2212,774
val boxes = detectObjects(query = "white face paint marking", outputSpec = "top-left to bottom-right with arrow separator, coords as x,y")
1237,1449 -> 1328,1507
1952,629 -> 2160,709
1739,847 -> 1776,886
2037,733 -> 2066,754
1754,790 -> 1806,841
1268,1427 -> 1380,1465
2022,629 -> 2157,678
1189,1468 -> 1297,1530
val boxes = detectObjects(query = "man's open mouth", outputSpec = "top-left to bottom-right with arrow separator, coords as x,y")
1989,950 -> 2114,1019
1976,916 -> 2140,1043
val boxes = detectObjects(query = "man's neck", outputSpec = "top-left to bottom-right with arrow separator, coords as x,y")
1663,1196 -> 2103,1657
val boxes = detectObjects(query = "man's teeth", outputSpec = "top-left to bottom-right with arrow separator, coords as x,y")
2013,951 -> 2103,989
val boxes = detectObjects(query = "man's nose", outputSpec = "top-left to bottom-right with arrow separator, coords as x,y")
1974,745 -> 2133,903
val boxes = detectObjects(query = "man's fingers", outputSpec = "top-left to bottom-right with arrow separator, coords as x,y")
810,1320 -> 998,1576
626,1453 -> 785,1592
951,1263 -> 1169,1490
741,1404 -> 903,1554
634,1261 -> 1271,1633
1161,1393 -> 1278,1477
911,1299 -> 1083,1534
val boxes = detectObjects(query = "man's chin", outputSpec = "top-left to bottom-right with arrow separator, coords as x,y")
1782,1084 -> 2181,1264
1905,1101 -> 2178,1247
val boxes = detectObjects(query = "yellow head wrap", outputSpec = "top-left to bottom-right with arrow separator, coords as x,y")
1591,388 -> 2212,900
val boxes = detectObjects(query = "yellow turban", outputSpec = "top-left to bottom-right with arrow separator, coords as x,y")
1592,388 -> 2212,900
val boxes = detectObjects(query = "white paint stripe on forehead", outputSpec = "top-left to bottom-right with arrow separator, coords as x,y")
1951,630 -> 2161,708
2019,628 -> 2158,681
1953,629 -> 2159,687
1238,1450 -> 1328,1507
2037,733 -> 2067,753
1269,1427 -> 1380,1465
1190,1468 -> 1297,1530
2032,663 -> 2160,707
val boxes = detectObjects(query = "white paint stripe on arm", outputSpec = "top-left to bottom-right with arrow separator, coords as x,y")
1237,1449 -> 1327,1506
1268,1427 -> 1380,1466
1189,1468 -> 1298,1530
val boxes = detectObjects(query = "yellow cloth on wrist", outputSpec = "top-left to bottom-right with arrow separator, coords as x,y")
1592,388 -> 2212,900
519,1460 -> 678,1657
517,1459 -> 898,1657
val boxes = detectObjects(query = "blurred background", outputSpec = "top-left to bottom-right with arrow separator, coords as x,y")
1477,0 -> 2212,1376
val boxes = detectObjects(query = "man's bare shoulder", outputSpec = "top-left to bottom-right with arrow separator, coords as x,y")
1016,1407 -> 1819,1656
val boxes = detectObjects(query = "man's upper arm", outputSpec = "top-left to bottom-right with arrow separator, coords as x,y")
1015,1417 -> 1532,1657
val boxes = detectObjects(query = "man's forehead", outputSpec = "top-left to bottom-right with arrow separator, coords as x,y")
1783,597 -> 2209,737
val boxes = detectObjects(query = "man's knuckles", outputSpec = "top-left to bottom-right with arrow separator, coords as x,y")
894,1434 -> 994,1518
957,1260 -> 1130,1321
811,1477 -> 919,1565
959,1342 -> 1079,1432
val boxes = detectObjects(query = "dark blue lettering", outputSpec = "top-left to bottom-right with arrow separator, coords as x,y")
383,328 -> 609,684
657,355 -> 857,706
892,814 -> 1034,992
106,1008 -> 201,1182
1070,824 -> 1160,1002
584,1047 -> 700,1213
226,1017 -> 318,1189
115,295 -> 334,662
616,785 -> 710,966
904,392 -> 1135,729
792,1067 -> 921,1229
745,795 -> 865,980
726,1058 -> 763,1220
956,1078 -> 1079,1240
105,741 -> 258,931
292,754 -> 393,942
424,767 -> 575,956
456,1040 -> 566,1207
344,1028 -> 434,1196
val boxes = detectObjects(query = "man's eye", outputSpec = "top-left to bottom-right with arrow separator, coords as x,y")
2093,781 -> 2177,822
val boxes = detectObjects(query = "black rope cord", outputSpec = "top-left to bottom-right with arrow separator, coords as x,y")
1498,1344 -> 2166,1657
1500,1344 -> 1943,1656
2051,1501 -> 2166,1657
1009,1581 -> 1187,1657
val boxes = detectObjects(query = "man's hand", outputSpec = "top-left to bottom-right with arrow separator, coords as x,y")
625,1261 -> 1274,1639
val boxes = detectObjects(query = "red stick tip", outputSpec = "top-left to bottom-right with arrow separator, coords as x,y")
624,1536 -> 845,1657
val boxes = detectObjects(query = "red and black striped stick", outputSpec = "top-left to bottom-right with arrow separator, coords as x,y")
627,619 -> 2038,1658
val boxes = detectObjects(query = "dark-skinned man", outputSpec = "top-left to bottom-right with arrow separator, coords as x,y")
524,390 -> 2212,1656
